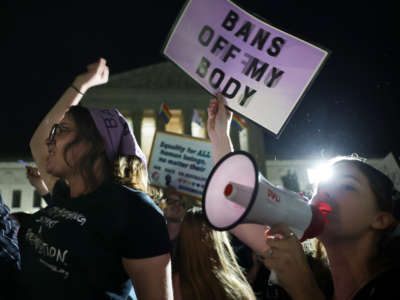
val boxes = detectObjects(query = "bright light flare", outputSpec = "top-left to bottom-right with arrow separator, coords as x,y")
307,163 -> 333,184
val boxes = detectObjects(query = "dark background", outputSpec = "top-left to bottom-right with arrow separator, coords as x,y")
2,0 -> 398,160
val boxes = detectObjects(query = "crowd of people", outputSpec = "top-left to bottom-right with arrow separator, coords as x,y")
0,58 -> 399,300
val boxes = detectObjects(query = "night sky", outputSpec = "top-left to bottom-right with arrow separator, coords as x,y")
3,0 -> 397,160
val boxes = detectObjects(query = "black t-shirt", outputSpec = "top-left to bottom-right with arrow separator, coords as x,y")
258,266 -> 399,300
352,267 -> 400,300
17,180 -> 171,300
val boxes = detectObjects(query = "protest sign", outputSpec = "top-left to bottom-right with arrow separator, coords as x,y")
148,131 -> 214,199
163,0 -> 328,136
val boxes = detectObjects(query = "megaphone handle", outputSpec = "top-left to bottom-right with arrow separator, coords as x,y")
268,270 -> 279,286
267,228 -> 302,286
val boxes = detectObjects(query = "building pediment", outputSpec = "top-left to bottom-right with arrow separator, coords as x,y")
107,60 -> 202,90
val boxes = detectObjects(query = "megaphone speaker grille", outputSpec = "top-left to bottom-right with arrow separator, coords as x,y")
203,151 -> 258,230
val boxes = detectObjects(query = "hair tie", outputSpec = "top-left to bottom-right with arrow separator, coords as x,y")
71,85 -> 85,95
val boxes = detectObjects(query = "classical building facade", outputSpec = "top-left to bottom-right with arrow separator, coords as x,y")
82,61 -> 267,173
265,158 -> 382,197
0,161 -> 44,213
0,157 -> 384,213
0,62 -> 387,212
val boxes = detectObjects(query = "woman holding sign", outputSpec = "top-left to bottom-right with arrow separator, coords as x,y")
207,93 -> 400,300
18,58 -> 173,300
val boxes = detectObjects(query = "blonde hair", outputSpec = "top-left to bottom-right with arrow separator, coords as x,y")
173,207 -> 255,300
114,155 -> 162,201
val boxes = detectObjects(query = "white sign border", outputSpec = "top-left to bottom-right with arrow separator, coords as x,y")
162,0 -> 330,138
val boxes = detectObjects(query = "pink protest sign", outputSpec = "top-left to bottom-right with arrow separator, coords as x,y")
163,0 -> 329,136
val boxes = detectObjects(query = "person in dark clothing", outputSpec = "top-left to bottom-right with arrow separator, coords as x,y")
207,93 -> 400,300
20,58 -> 173,300
0,194 -> 20,300
261,158 -> 400,300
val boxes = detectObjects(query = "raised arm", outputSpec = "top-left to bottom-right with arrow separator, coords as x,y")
207,95 -> 273,255
29,58 -> 109,193
207,92 -> 233,164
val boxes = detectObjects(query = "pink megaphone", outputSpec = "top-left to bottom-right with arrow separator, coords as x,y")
202,151 -> 331,251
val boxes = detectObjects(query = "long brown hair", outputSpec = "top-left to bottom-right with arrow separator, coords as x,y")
173,207 -> 255,300
64,106 -> 111,191
333,158 -> 400,269
315,156 -> 400,270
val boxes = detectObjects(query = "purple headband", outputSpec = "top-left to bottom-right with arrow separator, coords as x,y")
88,108 -> 147,170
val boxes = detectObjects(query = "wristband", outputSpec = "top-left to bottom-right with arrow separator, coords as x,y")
71,84 -> 85,95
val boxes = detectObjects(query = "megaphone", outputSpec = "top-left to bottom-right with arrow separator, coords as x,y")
202,151 -> 330,246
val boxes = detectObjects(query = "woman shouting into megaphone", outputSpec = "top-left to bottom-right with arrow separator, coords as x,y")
207,93 -> 400,300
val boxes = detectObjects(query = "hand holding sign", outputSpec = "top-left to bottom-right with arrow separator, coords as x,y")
207,93 -> 235,164
164,0 -> 328,136
207,93 -> 232,142
72,58 -> 110,94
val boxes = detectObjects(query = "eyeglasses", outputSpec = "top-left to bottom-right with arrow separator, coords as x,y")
48,123 -> 74,141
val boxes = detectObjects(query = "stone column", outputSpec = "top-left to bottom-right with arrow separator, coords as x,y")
247,122 -> 266,174
229,128 -> 240,151
155,114 -> 165,132
182,108 -> 193,136
130,111 -> 142,146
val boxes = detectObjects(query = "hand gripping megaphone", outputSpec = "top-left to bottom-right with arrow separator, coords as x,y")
202,151 -> 330,250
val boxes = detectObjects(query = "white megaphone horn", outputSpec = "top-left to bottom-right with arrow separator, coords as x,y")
202,151 -> 331,251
